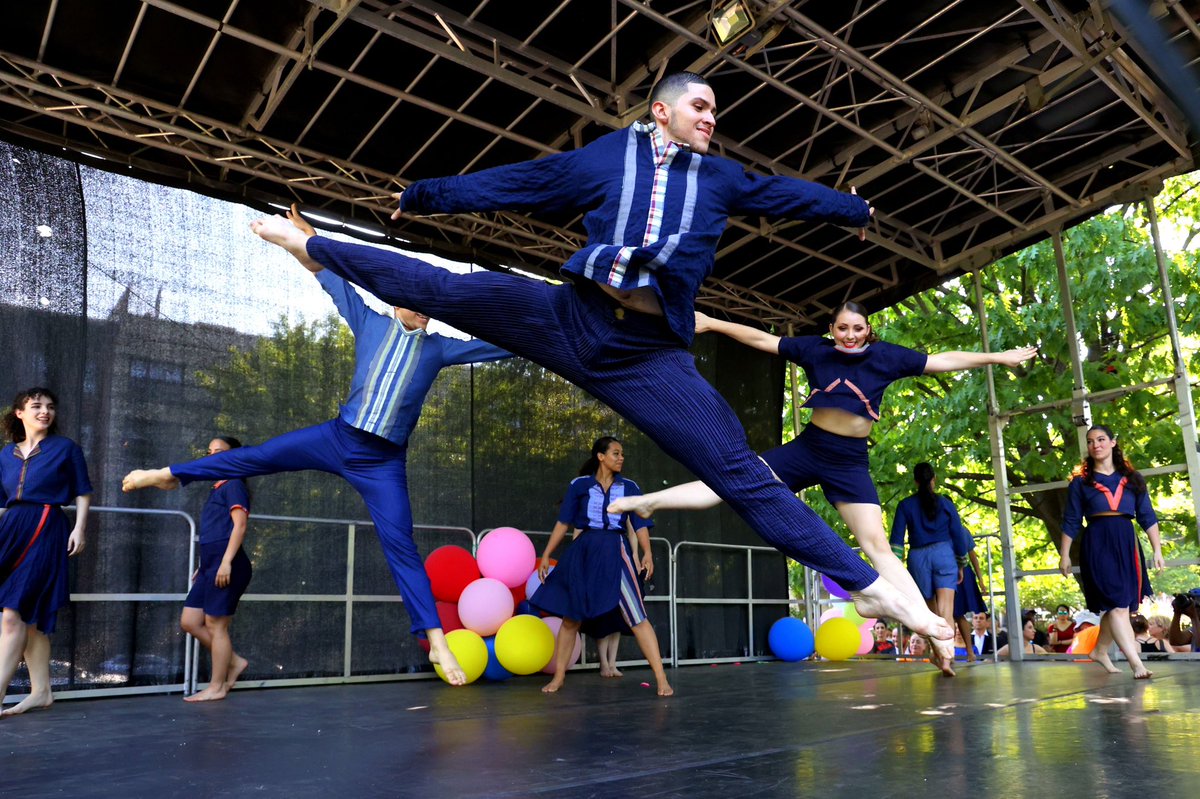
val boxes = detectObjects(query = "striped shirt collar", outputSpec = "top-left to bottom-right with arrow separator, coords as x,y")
635,121 -> 689,161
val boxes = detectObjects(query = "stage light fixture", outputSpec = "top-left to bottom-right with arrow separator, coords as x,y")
712,0 -> 755,47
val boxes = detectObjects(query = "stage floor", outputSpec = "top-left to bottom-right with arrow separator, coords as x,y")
4,659 -> 1197,798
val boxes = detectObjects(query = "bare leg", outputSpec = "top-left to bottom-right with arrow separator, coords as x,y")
926,587 -> 958,677
0,609 -> 30,714
851,578 -> 954,641
122,467 -> 180,492
955,616 -> 977,662
599,633 -> 623,677
608,479 -> 721,518
250,214 -> 322,273
426,628 -> 466,686
2,627 -> 53,716
185,615 -> 235,702
1104,608 -> 1152,679
543,618 -> 583,693
181,608 -> 247,696
629,620 -> 673,696
1089,612 -> 1122,674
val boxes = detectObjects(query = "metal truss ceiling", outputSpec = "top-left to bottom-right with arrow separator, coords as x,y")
0,0 -> 1197,328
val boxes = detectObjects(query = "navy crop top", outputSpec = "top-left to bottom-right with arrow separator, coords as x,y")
777,337 -> 928,420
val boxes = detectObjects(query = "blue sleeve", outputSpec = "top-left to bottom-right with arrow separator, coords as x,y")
621,479 -> 654,531
437,336 -> 513,367
1062,479 -> 1084,539
315,268 -> 371,333
944,498 -> 969,559
879,342 -> 929,379
1134,488 -> 1158,531
401,146 -> 591,216
226,479 -> 251,514
889,499 -> 908,556
68,441 -> 93,498
731,171 -> 871,226
556,480 -> 585,526
777,336 -> 823,370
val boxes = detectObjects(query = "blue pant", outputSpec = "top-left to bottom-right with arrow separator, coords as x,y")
308,237 -> 880,590
171,418 -> 439,633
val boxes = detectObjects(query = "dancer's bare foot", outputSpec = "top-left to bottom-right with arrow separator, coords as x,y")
428,641 -> 467,686
966,653 -> 977,663
655,676 -> 674,697
607,494 -> 656,519
249,214 -> 322,274
929,637 -> 957,677
851,579 -> 954,641
1133,666 -> 1153,680
184,684 -> 229,702
226,654 -> 248,688
1,690 -> 53,716
542,676 -> 565,693
122,468 -> 180,492
600,666 -> 624,678
1089,649 -> 1121,674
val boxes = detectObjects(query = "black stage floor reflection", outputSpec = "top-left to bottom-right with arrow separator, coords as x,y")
4,659 -> 1197,798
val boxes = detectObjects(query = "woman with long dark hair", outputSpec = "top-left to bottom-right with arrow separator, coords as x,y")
179,435 -> 253,702
890,462 -> 970,655
610,302 -> 1035,676
1059,424 -> 1164,679
531,437 -> 671,696
0,387 -> 92,716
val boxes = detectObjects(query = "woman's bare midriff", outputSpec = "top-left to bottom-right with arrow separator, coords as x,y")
809,406 -> 873,438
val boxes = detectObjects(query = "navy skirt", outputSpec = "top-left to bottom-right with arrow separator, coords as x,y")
531,530 -> 645,632
0,503 -> 72,634
1079,515 -> 1152,613
954,563 -> 988,617
185,541 -> 253,617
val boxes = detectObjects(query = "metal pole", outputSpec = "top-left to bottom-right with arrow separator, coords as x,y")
1050,229 -> 1091,456
1144,196 -> 1200,534
973,269 -> 1024,661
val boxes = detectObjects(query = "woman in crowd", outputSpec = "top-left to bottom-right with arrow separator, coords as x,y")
610,302 -> 1035,676
0,387 -> 91,716
179,436 -> 253,702
1059,425 -> 1164,678
532,437 -> 671,696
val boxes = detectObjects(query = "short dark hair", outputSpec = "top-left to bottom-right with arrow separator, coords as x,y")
649,72 -> 710,107
213,436 -> 243,450
4,386 -> 60,443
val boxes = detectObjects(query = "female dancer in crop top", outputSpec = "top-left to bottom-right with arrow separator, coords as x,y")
610,301 -> 1036,675
1059,424 -> 1164,679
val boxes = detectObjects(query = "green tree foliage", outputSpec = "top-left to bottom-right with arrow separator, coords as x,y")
786,175 -> 1200,612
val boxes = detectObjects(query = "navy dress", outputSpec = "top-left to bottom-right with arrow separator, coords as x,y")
1062,471 -> 1156,613
0,435 -> 92,634
532,475 -> 652,635
184,479 -> 253,618
953,532 -> 988,617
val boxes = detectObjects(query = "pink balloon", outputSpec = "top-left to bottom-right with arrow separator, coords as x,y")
857,620 -> 875,655
540,616 -> 581,674
477,527 -> 538,588
457,577 -> 515,636
819,606 -> 845,624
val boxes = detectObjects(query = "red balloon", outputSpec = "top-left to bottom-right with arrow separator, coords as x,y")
424,545 -> 481,602
510,582 -> 526,606
417,637 -> 431,654
436,601 -> 462,633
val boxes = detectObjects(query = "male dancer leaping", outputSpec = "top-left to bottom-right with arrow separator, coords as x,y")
124,208 -> 510,685
250,73 -> 956,663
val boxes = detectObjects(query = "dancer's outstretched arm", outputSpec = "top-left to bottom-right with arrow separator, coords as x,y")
694,311 -> 781,355
924,346 -> 1037,373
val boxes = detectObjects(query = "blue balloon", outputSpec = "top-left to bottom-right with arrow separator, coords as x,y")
768,617 -> 815,662
483,635 -> 513,681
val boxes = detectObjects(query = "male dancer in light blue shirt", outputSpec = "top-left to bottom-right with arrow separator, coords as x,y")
123,208 -> 509,685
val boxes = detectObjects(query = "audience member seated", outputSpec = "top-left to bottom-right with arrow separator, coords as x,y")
969,610 -> 997,657
1132,614 -> 1164,654
1046,604 -> 1076,653
997,619 -> 1048,659
1169,591 -> 1200,652
1068,611 -> 1100,655
870,620 -> 897,655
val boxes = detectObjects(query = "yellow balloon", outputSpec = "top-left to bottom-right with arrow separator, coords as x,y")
494,615 -> 555,675
815,617 -> 861,661
434,629 -> 488,684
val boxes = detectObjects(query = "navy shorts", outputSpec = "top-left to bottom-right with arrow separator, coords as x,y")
185,542 -> 253,617
761,424 -> 879,506
906,541 -> 958,599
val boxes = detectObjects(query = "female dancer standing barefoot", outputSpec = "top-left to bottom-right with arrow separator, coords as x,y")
0,388 -> 91,716
532,437 -> 671,696
179,436 -> 253,702
1059,424 -> 1164,679
610,304 -> 1036,676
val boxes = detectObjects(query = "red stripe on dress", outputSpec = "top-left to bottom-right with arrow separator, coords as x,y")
9,504 -> 52,573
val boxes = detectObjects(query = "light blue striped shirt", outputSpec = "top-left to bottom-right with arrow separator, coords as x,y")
316,269 -> 510,446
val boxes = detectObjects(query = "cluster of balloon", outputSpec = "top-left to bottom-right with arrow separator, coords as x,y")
423,527 -> 581,683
